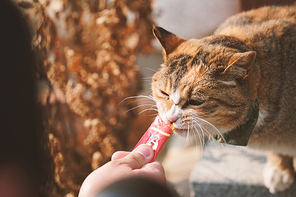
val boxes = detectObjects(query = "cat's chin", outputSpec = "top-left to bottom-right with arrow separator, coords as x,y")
173,128 -> 195,137
173,124 -> 230,137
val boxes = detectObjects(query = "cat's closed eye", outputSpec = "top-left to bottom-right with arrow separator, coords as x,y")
160,90 -> 169,100
188,100 -> 204,106
183,99 -> 204,109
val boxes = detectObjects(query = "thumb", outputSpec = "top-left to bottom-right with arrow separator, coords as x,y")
121,145 -> 154,170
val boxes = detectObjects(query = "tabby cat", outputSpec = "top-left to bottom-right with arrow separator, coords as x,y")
151,5 -> 296,193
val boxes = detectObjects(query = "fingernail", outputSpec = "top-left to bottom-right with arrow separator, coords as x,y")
135,145 -> 153,158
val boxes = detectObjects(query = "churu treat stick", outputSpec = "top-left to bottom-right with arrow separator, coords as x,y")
133,115 -> 175,161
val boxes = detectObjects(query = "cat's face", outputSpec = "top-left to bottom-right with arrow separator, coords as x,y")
151,27 -> 256,136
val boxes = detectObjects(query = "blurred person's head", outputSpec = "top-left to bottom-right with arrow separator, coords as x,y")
0,0 -> 50,196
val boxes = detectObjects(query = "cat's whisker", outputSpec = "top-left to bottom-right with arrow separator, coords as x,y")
190,118 -> 205,144
192,124 -> 205,154
192,116 -> 226,144
148,95 -> 157,102
191,118 -> 226,149
189,118 -> 199,147
186,123 -> 192,147
191,119 -> 210,135
121,95 -> 142,103
195,122 -> 215,142
190,119 -> 210,143
139,113 -> 159,117
123,104 -> 157,114
182,123 -> 190,149
121,95 -> 157,104
194,123 -> 205,147
179,120 -> 186,128
141,77 -> 153,81
179,119 -> 204,156
138,107 -> 158,115
145,67 -> 158,72
194,120 -> 222,150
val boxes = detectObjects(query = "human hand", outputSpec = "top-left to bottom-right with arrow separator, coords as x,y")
78,144 -> 166,197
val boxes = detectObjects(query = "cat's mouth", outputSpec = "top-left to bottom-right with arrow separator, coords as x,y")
172,125 -> 194,136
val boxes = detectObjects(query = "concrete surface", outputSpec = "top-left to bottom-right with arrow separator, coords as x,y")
189,140 -> 296,197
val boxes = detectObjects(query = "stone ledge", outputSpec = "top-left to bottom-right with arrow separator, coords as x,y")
189,140 -> 296,197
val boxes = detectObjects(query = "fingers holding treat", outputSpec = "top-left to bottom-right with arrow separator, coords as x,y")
133,115 -> 175,161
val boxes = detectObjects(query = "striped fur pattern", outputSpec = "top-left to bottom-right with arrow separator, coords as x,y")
151,5 -> 296,193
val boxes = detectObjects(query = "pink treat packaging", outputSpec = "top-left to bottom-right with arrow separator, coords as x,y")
133,115 -> 175,161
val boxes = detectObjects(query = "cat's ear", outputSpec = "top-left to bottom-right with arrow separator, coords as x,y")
153,26 -> 186,56
224,51 -> 256,78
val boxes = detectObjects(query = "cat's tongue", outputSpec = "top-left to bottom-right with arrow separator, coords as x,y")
133,115 -> 175,161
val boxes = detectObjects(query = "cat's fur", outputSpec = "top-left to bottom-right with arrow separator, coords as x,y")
151,5 -> 296,193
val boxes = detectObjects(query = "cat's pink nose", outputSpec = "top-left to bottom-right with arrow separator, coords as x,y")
167,116 -> 178,123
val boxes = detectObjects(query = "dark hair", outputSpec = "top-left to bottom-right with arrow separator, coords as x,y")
0,0 -> 51,195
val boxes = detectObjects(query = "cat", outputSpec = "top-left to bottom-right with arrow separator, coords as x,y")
151,5 -> 296,193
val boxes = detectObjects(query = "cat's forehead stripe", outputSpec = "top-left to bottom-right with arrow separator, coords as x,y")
166,52 -> 211,91
167,54 -> 192,89
167,54 -> 192,72
191,50 -> 209,67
